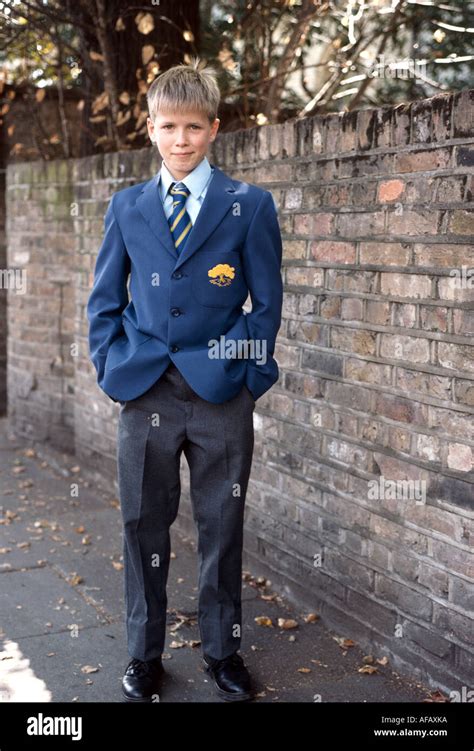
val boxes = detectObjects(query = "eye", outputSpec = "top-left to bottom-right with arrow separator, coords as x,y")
162,124 -> 173,129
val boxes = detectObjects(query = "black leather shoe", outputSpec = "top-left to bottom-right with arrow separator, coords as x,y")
121,656 -> 164,702
202,652 -> 253,702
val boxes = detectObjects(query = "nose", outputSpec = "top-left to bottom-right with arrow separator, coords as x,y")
174,131 -> 189,146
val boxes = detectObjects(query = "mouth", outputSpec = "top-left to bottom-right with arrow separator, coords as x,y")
172,153 -> 193,157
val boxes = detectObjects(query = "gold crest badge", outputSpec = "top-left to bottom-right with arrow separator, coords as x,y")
208,263 -> 235,287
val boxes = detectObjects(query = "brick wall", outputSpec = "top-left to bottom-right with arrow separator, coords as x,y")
6,89 -> 474,694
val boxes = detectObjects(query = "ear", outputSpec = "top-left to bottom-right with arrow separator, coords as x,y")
146,117 -> 155,143
210,118 -> 220,141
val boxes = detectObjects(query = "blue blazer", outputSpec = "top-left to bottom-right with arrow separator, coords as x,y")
86,163 -> 283,404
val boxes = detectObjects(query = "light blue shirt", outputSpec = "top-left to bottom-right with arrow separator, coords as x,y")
157,156 -> 214,224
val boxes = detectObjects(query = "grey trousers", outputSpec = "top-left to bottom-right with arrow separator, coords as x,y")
116,361 -> 255,662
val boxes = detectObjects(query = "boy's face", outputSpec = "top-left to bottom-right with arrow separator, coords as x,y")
147,109 -> 220,181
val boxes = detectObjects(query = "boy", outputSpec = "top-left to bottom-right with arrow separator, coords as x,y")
86,58 -> 283,702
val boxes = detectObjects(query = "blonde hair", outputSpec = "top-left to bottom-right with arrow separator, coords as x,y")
147,57 -> 220,123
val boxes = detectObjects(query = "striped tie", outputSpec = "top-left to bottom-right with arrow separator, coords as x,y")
168,182 -> 192,254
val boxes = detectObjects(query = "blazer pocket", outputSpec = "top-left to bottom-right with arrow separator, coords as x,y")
191,251 -> 247,308
105,328 -> 152,373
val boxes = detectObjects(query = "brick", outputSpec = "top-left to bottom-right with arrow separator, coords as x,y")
414,433 -> 441,463
381,272 -> 431,298
419,306 -> 448,332
430,93 -> 452,142
320,296 -> 341,319
396,149 -> 450,173
301,349 -> 343,376
360,242 -> 411,266
339,111 -> 358,152
293,214 -> 312,234
331,327 -> 377,356
455,146 -> 474,167
388,209 -> 439,236
284,187 -> 303,209
324,380 -> 372,412
284,240 -> 307,259
325,548 -> 374,589
438,343 -> 474,374
340,298 -> 363,320
447,443 -> 473,472
435,176 -> 467,203
378,179 -> 405,202
391,102 -> 411,146
375,574 -> 432,619
404,622 -> 452,659
418,563 -> 449,598
286,266 -> 323,287
325,436 -> 372,471
346,358 -> 391,385
414,243 -> 474,268
452,89 -> 474,138
428,474 -> 474,511
452,310 -> 474,336
323,183 -> 350,207
282,119 -> 297,157
373,394 -> 429,424
437,275 -> 473,302
454,379 -> 474,407
337,211 -> 385,237
352,181 -> 378,206
450,577 -> 474,611
393,303 -> 417,328
449,210 -> 474,235
330,269 -> 379,293
366,300 -> 391,325
288,320 -> 326,345
429,406 -> 474,442
311,241 -> 356,264
311,213 -> 334,235
431,539 -> 474,579
412,100 -> 433,144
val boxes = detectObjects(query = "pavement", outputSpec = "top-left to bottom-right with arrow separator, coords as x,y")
0,415 -> 442,704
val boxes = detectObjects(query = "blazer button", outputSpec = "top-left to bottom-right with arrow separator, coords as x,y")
172,271 -> 183,279
170,345 -> 179,353
170,308 -> 181,317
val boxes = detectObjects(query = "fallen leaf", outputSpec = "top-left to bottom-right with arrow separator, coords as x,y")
358,665 -> 378,674
297,667 -> 311,673
304,613 -> 319,623
81,665 -> 99,674
68,574 -> 83,586
334,636 -> 356,649
278,618 -> 298,630
254,616 -> 273,627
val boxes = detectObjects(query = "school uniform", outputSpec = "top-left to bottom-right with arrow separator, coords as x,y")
87,155 -> 283,661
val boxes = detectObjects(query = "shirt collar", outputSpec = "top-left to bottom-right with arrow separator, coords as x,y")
157,156 -> 213,200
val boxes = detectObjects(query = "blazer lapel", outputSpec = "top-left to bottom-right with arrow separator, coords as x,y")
135,163 -> 237,269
